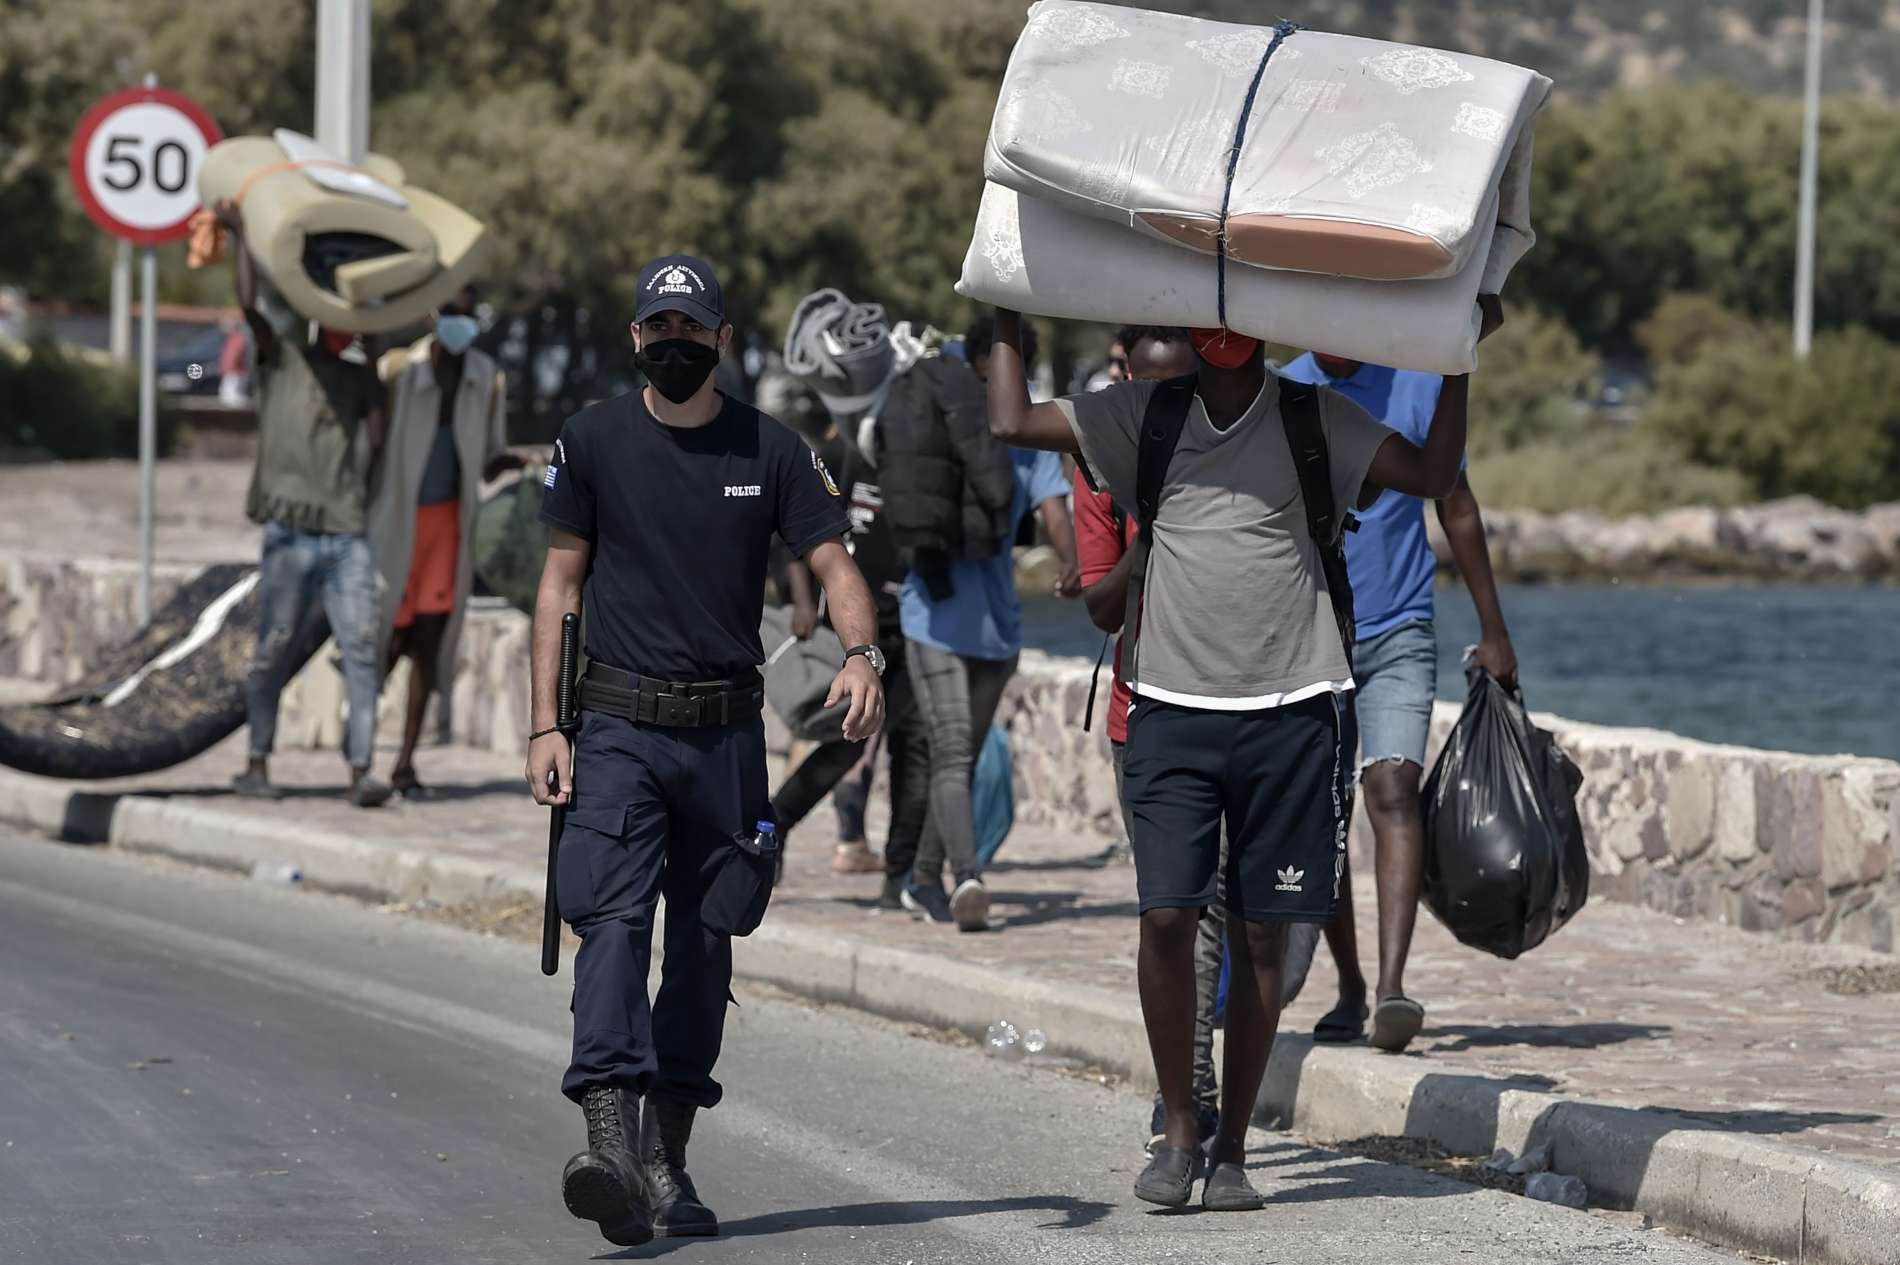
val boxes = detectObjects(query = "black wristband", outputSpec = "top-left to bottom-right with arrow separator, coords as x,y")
528,725 -> 565,742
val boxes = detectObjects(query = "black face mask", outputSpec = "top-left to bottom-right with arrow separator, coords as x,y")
636,338 -> 720,404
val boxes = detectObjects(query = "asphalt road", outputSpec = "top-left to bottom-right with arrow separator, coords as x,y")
0,834 -> 1747,1265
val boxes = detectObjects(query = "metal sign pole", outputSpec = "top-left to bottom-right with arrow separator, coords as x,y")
138,243 -> 157,626
1794,0 -> 1824,359
110,240 -> 133,364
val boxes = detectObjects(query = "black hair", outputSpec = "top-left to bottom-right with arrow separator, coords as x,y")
964,315 -> 1039,369
1115,325 -> 1189,355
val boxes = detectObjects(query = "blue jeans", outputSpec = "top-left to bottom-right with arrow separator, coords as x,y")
247,523 -> 380,769
1352,619 -> 1438,774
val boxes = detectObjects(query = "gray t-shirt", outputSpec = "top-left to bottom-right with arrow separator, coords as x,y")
1057,375 -> 1394,710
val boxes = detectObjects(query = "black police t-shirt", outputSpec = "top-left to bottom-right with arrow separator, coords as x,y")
539,391 -> 848,680
816,434 -> 903,638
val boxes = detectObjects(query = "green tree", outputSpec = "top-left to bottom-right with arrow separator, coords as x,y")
1467,307 -> 1601,456
1639,310 -> 1900,507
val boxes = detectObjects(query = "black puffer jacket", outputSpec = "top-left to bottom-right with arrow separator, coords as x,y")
877,356 -> 1017,598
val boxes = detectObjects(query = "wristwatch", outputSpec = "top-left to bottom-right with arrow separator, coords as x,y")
843,644 -> 886,677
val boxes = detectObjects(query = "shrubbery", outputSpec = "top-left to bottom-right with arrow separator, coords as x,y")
0,337 -> 179,460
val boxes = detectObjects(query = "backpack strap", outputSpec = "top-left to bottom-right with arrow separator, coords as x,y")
1119,373 -> 1197,692
1279,379 -> 1358,664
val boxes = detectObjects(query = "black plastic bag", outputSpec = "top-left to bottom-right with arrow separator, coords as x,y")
1421,668 -> 1590,959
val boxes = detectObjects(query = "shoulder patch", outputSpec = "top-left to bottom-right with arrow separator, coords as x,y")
812,449 -> 840,497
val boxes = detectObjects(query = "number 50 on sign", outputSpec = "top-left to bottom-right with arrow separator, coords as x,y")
69,86 -> 223,245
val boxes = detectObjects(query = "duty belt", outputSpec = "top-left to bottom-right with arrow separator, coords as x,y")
579,662 -> 764,728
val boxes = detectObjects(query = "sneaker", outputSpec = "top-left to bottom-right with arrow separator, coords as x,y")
900,877 -> 954,924
231,770 -> 283,800
949,878 -> 991,932
831,841 -> 883,875
346,773 -> 393,809
876,876 -> 905,912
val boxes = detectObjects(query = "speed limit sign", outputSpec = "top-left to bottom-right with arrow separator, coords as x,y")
68,85 -> 223,245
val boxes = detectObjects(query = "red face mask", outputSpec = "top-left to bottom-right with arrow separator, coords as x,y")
1189,327 -> 1259,370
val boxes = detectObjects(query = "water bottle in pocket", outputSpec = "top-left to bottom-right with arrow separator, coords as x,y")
702,820 -> 780,937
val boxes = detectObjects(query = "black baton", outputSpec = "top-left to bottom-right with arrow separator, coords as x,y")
541,611 -> 579,977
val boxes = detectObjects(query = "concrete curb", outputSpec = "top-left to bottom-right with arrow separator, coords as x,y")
3,771 -> 1894,1265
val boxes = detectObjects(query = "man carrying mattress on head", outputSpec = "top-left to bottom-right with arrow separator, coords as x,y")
987,293 -> 1501,1210
216,197 -> 393,809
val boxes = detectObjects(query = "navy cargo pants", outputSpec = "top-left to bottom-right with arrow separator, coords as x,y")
557,708 -> 770,1107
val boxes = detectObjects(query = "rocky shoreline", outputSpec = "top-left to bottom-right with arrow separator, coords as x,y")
1441,496 -> 1900,583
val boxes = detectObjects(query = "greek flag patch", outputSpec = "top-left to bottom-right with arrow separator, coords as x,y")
543,465 -> 558,488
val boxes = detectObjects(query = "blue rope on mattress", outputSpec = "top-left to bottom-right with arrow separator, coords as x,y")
1216,19 -> 1303,329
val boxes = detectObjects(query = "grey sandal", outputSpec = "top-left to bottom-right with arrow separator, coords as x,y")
1369,996 -> 1426,1052
1202,1160 -> 1267,1211
1134,1145 -> 1205,1208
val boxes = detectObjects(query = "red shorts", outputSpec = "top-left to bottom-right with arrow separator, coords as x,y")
394,500 -> 460,628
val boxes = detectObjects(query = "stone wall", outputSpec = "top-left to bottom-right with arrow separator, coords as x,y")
4,556 -> 1895,953
998,650 -> 1898,954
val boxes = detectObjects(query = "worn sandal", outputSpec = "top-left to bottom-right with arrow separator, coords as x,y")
1201,1161 -> 1268,1211
1369,996 -> 1427,1052
1313,996 -> 1369,1044
1134,1145 -> 1206,1208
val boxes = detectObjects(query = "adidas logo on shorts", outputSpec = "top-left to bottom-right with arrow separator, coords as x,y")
1275,866 -> 1305,893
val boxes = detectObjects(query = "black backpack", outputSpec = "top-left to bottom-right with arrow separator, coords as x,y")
1118,373 -> 1357,695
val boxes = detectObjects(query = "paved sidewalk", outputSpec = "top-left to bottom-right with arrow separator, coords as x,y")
9,735 -> 1896,1175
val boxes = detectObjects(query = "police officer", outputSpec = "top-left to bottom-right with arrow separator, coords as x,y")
527,254 -> 886,1247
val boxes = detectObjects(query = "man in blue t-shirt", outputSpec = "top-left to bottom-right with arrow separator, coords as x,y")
897,324 -> 1078,932
1278,352 -> 1518,1054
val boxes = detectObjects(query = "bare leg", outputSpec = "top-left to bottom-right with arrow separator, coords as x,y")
1323,854 -> 1369,1001
1137,906 -> 1204,1153
391,616 -> 445,785
1211,916 -> 1287,1165
1363,760 -> 1426,1000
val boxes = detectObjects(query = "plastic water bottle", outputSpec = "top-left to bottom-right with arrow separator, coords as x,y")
1021,1028 -> 1048,1055
984,1020 -> 1021,1059
250,861 -> 302,887
743,821 -> 778,858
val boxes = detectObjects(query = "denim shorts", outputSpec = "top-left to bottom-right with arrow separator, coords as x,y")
1351,619 -> 1438,773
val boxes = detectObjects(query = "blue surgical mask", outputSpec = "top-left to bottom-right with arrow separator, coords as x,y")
434,314 -> 479,355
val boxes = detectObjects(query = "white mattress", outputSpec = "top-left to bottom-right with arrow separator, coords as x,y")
955,182 -> 1489,375
985,1 -> 1550,290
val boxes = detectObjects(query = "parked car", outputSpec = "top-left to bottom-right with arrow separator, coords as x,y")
155,326 -> 229,398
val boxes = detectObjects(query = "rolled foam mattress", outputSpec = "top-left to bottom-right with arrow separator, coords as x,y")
0,565 -> 328,781
199,130 -> 493,334
956,181 -> 1491,374
986,2 -> 1550,291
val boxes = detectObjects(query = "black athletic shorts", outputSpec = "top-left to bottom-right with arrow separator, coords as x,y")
1120,692 -> 1354,923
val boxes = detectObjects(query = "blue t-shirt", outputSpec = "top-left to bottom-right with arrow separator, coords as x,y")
899,448 -> 1069,660
1279,356 -> 1446,641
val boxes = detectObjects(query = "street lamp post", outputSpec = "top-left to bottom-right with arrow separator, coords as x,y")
1793,0 -> 1823,359
315,0 -> 371,164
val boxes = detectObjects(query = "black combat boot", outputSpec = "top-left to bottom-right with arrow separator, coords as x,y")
641,1094 -> 719,1236
561,1085 -> 651,1247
